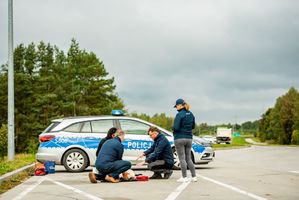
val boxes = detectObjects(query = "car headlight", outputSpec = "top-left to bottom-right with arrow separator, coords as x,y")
194,139 -> 211,147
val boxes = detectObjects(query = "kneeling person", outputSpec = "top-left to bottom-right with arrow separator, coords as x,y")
89,130 -> 131,183
137,126 -> 174,179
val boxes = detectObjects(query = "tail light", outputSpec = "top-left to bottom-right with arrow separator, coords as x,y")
39,135 -> 55,142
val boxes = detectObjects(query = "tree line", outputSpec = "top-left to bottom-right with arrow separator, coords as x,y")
258,87 -> 299,144
0,40 -> 124,156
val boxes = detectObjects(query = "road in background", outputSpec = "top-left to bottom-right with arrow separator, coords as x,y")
1,146 -> 298,200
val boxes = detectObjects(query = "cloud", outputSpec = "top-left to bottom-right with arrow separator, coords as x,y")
1,0 -> 298,124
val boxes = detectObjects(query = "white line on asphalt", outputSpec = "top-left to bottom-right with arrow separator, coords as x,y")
197,174 -> 268,200
289,171 -> 299,174
12,176 -> 46,200
46,177 -> 103,200
164,181 -> 191,200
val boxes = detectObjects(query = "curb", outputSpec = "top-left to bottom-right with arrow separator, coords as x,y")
0,163 -> 35,184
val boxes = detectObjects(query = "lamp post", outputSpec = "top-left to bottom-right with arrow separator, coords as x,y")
8,0 -> 15,160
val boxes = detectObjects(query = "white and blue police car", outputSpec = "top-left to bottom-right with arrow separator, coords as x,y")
36,110 -> 214,172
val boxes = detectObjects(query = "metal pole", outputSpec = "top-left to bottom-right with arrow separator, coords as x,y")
8,0 -> 15,160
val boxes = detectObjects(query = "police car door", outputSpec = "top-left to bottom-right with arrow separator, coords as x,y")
118,119 -> 153,164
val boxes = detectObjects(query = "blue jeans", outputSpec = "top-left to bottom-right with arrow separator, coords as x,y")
96,160 -> 131,179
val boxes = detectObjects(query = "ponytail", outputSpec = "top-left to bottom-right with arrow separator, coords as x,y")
184,103 -> 190,110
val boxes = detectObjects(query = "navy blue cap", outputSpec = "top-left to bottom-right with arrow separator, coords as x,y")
174,98 -> 185,107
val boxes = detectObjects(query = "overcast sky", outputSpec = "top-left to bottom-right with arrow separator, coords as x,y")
1,0 -> 298,124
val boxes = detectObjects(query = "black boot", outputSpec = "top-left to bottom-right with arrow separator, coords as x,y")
150,172 -> 163,179
163,169 -> 173,179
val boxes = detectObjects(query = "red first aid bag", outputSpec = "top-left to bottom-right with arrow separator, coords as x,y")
136,175 -> 149,181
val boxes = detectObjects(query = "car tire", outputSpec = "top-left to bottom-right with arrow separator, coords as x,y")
62,149 -> 89,172
172,147 -> 180,170
172,147 -> 195,170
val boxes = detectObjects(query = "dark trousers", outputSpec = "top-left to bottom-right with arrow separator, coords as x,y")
96,160 -> 131,180
148,160 -> 173,173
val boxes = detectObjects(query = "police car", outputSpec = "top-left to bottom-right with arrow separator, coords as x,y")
36,110 -> 214,172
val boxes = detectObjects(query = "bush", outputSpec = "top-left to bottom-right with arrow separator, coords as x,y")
0,124 -> 8,159
291,130 -> 299,145
25,138 -> 39,154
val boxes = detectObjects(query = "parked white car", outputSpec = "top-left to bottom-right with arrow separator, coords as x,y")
202,135 -> 217,144
36,111 -> 215,172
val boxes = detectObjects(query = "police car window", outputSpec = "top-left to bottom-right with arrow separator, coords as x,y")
119,119 -> 149,135
81,121 -> 92,133
64,122 -> 82,132
91,120 -> 113,133
43,122 -> 60,133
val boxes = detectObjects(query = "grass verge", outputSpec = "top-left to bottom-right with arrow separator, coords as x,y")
0,154 -> 35,176
212,137 -> 251,149
0,167 -> 34,194
0,154 -> 36,194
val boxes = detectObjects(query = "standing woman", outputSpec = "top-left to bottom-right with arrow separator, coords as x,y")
172,98 -> 197,182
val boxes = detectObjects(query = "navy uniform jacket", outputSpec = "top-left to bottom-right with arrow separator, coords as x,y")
95,136 -> 123,168
96,137 -> 109,157
172,108 -> 195,140
144,133 -> 174,166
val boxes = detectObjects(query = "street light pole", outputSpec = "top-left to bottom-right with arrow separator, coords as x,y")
8,0 -> 15,160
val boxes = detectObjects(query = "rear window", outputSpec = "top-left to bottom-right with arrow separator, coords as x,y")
43,122 -> 61,133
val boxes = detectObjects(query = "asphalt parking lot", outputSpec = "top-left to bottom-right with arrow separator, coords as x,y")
1,146 -> 299,200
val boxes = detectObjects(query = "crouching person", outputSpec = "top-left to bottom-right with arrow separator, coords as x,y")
89,130 -> 131,183
136,126 -> 174,179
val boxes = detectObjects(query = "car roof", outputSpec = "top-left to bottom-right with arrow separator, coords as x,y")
50,116 -> 172,135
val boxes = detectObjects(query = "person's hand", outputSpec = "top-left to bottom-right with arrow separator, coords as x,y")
136,153 -> 145,160
136,161 -> 146,166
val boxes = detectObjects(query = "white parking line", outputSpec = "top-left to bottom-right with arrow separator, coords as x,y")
197,174 -> 268,200
46,177 -> 103,200
289,171 -> 299,174
164,181 -> 191,200
12,176 -> 46,200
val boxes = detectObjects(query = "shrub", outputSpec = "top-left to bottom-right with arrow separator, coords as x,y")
291,130 -> 299,145
0,124 -> 8,159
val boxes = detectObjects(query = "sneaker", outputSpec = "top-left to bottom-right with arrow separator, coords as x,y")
105,175 -> 119,183
88,172 -> 97,184
149,172 -> 163,179
191,177 -> 197,182
176,177 -> 190,183
163,170 -> 173,179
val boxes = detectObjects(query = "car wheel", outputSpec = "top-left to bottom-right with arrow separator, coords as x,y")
172,147 -> 195,170
172,147 -> 180,170
62,149 -> 89,172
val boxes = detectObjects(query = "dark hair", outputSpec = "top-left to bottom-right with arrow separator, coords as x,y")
148,126 -> 160,134
106,127 -> 117,139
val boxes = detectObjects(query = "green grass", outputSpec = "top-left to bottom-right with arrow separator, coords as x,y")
212,137 -> 251,149
0,154 -> 35,176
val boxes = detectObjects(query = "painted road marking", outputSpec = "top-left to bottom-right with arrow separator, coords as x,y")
289,171 -> 299,174
12,177 -> 46,200
164,181 -> 191,200
197,174 -> 268,200
46,177 -> 103,200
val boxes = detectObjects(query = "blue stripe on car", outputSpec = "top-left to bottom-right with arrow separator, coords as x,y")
39,137 -> 205,153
